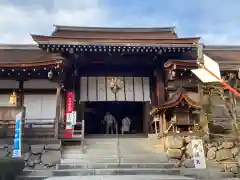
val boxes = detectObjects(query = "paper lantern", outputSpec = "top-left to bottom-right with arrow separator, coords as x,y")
9,91 -> 17,105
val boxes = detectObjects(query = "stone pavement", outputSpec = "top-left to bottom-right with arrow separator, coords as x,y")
44,175 -> 194,180
180,168 -> 240,179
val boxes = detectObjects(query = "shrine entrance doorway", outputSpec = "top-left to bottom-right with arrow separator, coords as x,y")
83,101 -> 146,135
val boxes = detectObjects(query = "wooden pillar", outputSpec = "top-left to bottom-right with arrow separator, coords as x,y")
154,69 -> 165,105
159,115 -> 163,136
197,44 -> 209,139
60,91 -> 65,125
74,72 -> 80,124
143,102 -> 150,134
54,85 -> 61,139
150,76 -> 157,106
17,80 -> 24,107
162,113 -> 167,132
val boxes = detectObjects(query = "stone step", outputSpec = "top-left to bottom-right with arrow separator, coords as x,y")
61,159 -> 119,164
57,162 -> 176,169
19,168 -> 180,177
63,151 -> 162,156
62,155 -> 168,161
17,175 -> 195,180
16,175 -> 48,180
61,158 -> 169,164
85,143 -> 117,146
62,155 -> 118,159
85,142 -> 117,145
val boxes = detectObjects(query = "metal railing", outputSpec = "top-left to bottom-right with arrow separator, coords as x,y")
115,122 -> 121,165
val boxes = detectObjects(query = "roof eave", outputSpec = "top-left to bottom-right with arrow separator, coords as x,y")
204,45 -> 240,51
0,44 -> 39,50
53,25 -> 178,33
31,34 -> 200,46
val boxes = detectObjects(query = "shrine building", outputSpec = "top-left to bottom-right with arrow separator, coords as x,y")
0,25 -> 240,142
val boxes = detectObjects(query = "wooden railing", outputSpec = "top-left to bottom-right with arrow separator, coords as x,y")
0,107 -> 85,141
58,120 -> 85,140
0,118 -> 85,140
23,118 -> 55,138
0,106 -> 24,138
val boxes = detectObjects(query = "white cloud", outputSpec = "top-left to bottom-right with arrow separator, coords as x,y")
0,0 -> 110,44
0,0 -> 240,45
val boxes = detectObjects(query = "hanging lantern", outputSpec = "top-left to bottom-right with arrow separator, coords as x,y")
9,91 -> 17,105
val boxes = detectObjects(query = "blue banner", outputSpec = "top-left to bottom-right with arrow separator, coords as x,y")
12,113 -> 22,158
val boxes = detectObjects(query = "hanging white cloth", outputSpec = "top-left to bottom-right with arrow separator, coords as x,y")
121,116 -> 131,134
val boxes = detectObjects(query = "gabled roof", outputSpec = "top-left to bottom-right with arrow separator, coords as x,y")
150,89 -> 200,116
0,44 -> 38,50
53,25 -> 177,33
204,45 -> 240,71
31,34 -> 200,46
0,44 -> 63,68
52,25 -> 178,39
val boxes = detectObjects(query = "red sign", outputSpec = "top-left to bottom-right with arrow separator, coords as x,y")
66,91 -> 75,113
64,91 -> 75,138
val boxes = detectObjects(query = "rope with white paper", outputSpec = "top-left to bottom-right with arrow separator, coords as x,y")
197,61 -> 240,97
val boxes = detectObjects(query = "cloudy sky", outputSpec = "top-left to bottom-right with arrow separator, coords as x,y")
0,0 -> 240,44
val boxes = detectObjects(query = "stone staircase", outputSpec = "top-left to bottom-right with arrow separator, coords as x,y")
58,137 -> 180,175
17,136 -> 192,179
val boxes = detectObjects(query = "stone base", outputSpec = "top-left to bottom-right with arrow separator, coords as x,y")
161,135 -> 240,174
0,142 -> 61,169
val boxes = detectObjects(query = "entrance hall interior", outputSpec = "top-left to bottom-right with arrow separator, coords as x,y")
83,102 -> 145,135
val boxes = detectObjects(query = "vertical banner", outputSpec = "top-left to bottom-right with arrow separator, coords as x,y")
12,112 -> 22,158
191,139 -> 207,169
64,91 -> 75,138
72,111 -> 77,125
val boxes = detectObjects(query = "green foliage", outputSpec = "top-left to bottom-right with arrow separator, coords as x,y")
0,157 -> 25,180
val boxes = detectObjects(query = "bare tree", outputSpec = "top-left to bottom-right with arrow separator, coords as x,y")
203,73 -> 240,137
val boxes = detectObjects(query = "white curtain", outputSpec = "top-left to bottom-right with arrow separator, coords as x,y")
0,94 -> 15,106
24,94 -> 56,128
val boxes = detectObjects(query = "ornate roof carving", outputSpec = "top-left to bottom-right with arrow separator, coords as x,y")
150,89 -> 201,116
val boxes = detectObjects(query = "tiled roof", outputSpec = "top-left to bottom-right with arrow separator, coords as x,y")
52,25 -> 178,39
204,45 -> 240,71
150,89 -> 201,116
0,44 -> 62,68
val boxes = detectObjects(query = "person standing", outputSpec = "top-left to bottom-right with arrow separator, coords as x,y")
103,112 -> 116,134
121,116 -> 131,134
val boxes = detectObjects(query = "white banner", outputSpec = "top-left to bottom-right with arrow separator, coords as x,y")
191,54 -> 221,83
66,113 -> 73,129
191,139 -> 206,169
72,111 -> 77,125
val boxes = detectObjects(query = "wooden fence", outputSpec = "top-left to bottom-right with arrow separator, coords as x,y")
0,107 -> 85,141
